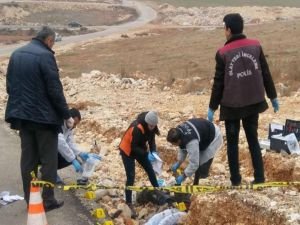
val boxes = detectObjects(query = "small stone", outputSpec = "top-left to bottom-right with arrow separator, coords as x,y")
138,208 -> 148,219
117,203 -> 132,218
95,189 -> 109,200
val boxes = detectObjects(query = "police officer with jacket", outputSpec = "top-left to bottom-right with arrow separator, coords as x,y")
167,118 -> 223,185
208,14 -> 278,185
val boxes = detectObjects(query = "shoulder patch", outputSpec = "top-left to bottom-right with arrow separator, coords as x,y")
219,39 -> 260,55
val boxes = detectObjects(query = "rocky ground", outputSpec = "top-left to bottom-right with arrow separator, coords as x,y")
1,1 -> 300,224
1,66 -> 300,224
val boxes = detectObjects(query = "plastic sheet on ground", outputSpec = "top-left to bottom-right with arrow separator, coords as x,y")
0,191 -> 24,205
145,208 -> 186,225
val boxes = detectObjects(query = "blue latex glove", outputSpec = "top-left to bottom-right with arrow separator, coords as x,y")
171,162 -> 180,173
271,98 -> 279,113
207,108 -> 215,122
157,178 -> 165,187
175,175 -> 186,185
88,153 -> 101,160
78,152 -> 89,162
72,159 -> 83,173
148,152 -> 156,162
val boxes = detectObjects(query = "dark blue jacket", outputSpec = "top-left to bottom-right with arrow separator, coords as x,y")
177,118 -> 215,151
5,39 -> 70,129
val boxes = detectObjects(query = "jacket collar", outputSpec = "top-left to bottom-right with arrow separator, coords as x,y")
31,38 -> 55,54
225,33 -> 246,45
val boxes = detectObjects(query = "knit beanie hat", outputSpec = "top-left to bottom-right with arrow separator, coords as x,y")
145,111 -> 159,126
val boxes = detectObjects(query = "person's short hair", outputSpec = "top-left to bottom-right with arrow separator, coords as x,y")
69,108 -> 81,120
223,13 -> 244,34
35,26 -> 55,41
167,128 -> 181,143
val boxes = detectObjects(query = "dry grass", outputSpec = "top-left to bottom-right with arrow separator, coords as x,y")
0,35 -> 31,45
270,59 -> 300,96
57,20 -> 300,96
23,6 -> 137,26
0,28 -> 96,45
58,27 -> 220,80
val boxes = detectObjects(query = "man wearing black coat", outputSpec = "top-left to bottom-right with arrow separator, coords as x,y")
208,14 -> 278,186
5,26 -> 73,211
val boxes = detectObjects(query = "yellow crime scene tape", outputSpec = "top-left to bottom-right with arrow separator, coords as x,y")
62,183 -> 122,191
30,180 -> 300,225
31,180 -> 55,188
30,180 -> 300,194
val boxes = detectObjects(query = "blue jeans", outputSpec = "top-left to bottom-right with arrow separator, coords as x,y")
120,151 -> 158,204
225,114 -> 265,185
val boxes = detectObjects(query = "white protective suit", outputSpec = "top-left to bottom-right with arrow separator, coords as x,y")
58,124 -> 83,162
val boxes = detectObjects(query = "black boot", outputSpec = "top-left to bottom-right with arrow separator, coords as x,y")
44,199 -> 64,212
42,187 -> 64,212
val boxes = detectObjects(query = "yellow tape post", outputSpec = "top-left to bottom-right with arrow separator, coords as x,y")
92,208 -> 106,219
95,221 -> 114,225
85,191 -> 96,200
176,202 -> 187,211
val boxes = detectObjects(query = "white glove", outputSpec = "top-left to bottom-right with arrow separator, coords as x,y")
65,117 -> 74,129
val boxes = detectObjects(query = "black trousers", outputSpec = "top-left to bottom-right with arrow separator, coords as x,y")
225,113 -> 265,185
120,151 -> 158,204
193,158 -> 213,185
20,125 -> 58,204
57,153 -> 72,170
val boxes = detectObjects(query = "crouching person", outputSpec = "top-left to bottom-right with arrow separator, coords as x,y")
57,108 -> 100,184
167,118 -> 223,185
119,111 -> 160,217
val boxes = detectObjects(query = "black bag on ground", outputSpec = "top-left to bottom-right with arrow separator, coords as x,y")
136,190 -> 175,205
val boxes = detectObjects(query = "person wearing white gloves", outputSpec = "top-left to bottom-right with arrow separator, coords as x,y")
56,108 -> 99,184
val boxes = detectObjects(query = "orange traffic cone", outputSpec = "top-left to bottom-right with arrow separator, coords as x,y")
27,184 -> 48,225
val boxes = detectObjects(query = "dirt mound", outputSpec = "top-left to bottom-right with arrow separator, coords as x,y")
185,192 -> 286,225
264,152 -> 300,181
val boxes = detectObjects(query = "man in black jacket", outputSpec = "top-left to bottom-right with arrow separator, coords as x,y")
208,14 -> 278,185
5,26 -> 73,211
